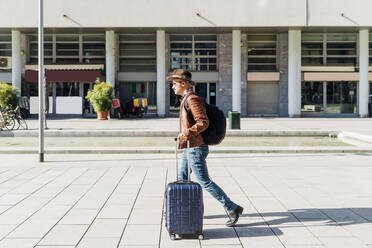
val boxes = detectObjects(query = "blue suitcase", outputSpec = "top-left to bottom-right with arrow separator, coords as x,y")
165,139 -> 204,240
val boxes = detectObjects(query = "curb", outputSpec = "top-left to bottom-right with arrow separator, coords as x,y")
338,131 -> 372,145
1,146 -> 372,154
0,130 -> 340,137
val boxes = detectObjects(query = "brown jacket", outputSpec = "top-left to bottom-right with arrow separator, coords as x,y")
179,92 -> 209,149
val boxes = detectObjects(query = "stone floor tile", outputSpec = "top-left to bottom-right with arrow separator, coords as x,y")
303,221 -> 352,237
0,238 -> 39,248
85,219 -> 127,238
319,237 -> 367,248
106,193 -> 138,206
77,237 -> 119,248
342,223 -> 372,244
236,226 -> 284,248
119,224 -> 160,246
59,208 -> 99,225
72,169 -> 107,185
200,224 -> 241,246
128,207 -> 163,225
0,225 -> 15,240
0,206 -> 11,215
0,194 -> 29,205
284,246 -> 324,248
97,204 -> 132,219
38,224 -> 89,246
48,185 -> 91,206
270,225 -> 322,246
35,246 -> 74,248
120,246 -> 158,248
289,208 -> 329,219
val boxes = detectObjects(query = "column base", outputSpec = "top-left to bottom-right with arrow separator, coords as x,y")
289,114 -> 301,118
359,114 -> 369,118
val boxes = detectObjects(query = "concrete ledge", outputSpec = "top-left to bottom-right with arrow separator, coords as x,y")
1,146 -> 372,154
0,130 -> 340,137
338,131 -> 372,144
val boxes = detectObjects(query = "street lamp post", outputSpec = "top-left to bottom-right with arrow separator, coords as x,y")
38,0 -> 45,162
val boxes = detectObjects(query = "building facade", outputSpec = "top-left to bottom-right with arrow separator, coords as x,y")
0,0 -> 371,117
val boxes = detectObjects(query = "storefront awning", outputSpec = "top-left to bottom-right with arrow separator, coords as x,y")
25,64 -> 104,70
25,69 -> 104,83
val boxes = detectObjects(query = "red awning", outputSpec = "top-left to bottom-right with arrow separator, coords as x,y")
25,70 -> 104,83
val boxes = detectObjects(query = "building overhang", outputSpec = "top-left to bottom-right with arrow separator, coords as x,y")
25,64 -> 104,71
247,72 -> 280,82
304,72 -> 372,81
301,66 -> 355,72
25,69 -> 103,83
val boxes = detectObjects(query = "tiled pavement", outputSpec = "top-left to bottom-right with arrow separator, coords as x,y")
1,153 -> 372,247
25,118 -> 372,138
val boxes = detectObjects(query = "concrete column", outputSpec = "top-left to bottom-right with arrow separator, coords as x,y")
278,33 -> 289,116
105,30 -> 115,88
11,30 -> 22,92
232,30 -> 241,112
156,30 -> 166,117
359,28 -> 369,118
241,33 -> 248,117
288,30 -> 301,117
217,33 -> 233,116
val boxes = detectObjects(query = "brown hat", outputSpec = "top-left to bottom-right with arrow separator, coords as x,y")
166,69 -> 196,86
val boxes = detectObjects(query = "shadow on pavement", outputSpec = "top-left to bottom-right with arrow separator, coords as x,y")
202,207 -> 372,239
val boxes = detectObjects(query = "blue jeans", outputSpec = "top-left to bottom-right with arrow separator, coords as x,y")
178,144 -> 238,213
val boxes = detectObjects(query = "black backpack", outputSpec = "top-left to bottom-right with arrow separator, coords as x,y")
184,93 -> 226,145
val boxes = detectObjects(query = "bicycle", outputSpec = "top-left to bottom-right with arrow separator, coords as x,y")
0,106 -> 15,131
10,106 -> 28,130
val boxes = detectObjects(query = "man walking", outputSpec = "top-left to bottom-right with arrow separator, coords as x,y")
167,69 -> 243,227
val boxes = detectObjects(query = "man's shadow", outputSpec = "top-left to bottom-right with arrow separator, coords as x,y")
201,207 -> 372,240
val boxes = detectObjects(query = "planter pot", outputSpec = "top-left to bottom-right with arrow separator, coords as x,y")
97,111 -> 109,120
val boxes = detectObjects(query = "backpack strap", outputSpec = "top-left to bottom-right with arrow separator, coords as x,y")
183,92 -> 196,112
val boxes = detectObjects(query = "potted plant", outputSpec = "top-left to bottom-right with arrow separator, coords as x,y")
85,80 -> 113,120
0,83 -> 19,110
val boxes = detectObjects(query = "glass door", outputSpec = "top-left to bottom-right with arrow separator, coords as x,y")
301,82 -> 324,113
194,82 -> 216,105
326,81 -> 356,114
82,82 -> 94,116
302,81 -> 357,115
369,82 -> 372,117
169,82 -> 217,115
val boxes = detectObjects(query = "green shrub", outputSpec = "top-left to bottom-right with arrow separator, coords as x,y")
0,83 -> 19,109
85,81 -> 113,112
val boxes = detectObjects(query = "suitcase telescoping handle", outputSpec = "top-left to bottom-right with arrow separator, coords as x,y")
174,137 -> 191,182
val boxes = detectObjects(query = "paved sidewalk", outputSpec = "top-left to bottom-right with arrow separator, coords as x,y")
24,117 -> 372,137
1,153 -> 372,247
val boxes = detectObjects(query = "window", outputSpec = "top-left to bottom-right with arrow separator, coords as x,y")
247,34 -> 277,72
28,33 -> 105,64
56,82 -> 80,96
83,34 -> 105,64
119,34 -> 156,72
194,82 -> 216,105
118,81 -> 156,106
0,34 -> 11,56
27,82 -> 53,97
56,34 -> 79,64
29,34 -> 53,64
302,33 -> 357,66
369,33 -> 372,65
170,34 -> 217,71
302,34 -> 323,65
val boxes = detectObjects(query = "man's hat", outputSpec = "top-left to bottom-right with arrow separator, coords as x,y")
166,69 -> 196,86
